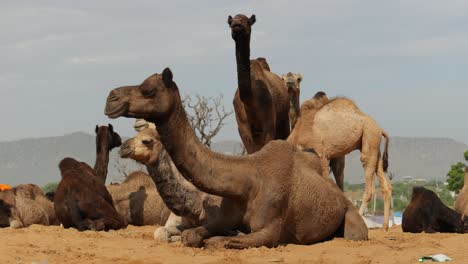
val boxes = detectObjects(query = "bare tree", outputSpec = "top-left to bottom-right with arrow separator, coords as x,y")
182,94 -> 233,148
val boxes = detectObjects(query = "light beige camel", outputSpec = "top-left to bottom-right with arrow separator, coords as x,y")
120,120 -> 240,244
0,184 -> 57,228
281,72 -> 302,130
107,171 -> 171,226
455,167 -> 468,218
288,91 -> 392,230
105,68 -> 368,248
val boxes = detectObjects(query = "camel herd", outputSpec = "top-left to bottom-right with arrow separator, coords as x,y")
1,14 -> 467,249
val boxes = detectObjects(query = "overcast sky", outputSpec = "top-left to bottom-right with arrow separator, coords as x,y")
1,0 -> 467,144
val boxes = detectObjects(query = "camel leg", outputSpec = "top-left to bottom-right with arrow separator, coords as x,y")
181,225 -> 216,248
204,221 -> 281,249
343,207 -> 368,241
358,145 -> 378,217
78,196 -> 127,231
320,157 -> 330,179
330,156 -> 345,191
375,158 -> 393,231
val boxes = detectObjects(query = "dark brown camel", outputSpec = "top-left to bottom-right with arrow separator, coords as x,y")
105,68 -> 368,249
229,14 -> 290,154
120,122 -> 242,245
402,186 -> 467,233
54,124 -> 125,231
54,157 -> 127,231
94,124 -> 122,183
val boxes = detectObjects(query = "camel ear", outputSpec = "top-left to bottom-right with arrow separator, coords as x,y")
249,15 -> 256,26
162,68 -> 173,88
227,15 -> 233,25
297,74 -> 303,82
95,125 -> 99,134
108,123 -> 113,132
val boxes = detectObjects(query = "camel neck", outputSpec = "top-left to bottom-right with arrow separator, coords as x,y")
145,149 -> 203,220
151,103 -> 251,199
235,38 -> 253,101
94,140 -> 110,183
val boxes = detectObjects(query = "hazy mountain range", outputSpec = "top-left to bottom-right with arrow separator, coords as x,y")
0,133 -> 466,186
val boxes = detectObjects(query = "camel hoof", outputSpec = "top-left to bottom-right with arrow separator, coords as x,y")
203,236 -> 231,249
154,227 -> 171,243
181,229 -> 204,248
9,220 -> 22,229
170,235 -> 181,243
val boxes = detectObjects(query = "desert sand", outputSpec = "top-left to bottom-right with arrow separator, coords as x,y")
0,225 -> 467,264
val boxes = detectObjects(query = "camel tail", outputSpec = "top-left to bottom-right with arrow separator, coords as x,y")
382,131 -> 390,172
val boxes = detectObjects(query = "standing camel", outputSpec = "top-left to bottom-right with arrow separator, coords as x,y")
105,68 -> 367,248
281,72 -> 302,130
229,14 -> 290,154
288,91 -> 392,230
455,167 -> 468,218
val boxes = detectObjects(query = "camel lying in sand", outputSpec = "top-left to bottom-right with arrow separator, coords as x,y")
120,120 -> 240,244
0,184 -> 58,228
107,171 -> 171,226
105,67 -> 368,248
288,91 -> 393,230
55,158 -> 127,231
403,186 -> 467,233
455,167 -> 468,218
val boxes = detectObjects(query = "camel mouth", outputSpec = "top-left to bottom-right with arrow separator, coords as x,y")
119,145 -> 134,159
105,103 -> 128,119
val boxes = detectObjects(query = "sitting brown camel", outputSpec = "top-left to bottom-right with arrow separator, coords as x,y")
403,187 -> 467,233
0,184 -> 58,228
105,67 -> 368,248
281,72 -> 302,130
229,14 -> 290,154
54,157 -> 127,231
455,167 -> 468,217
287,91 -> 393,230
120,120 -> 241,244
107,171 -> 171,226
54,124 -> 125,231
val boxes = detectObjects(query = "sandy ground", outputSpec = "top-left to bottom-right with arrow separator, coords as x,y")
0,225 -> 467,264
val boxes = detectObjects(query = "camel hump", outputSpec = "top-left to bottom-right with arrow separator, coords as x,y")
255,57 -> 271,71
59,157 -> 80,171
313,91 -> 327,100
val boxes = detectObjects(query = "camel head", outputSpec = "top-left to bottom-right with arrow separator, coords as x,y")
95,124 -> 122,151
228,14 -> 256,40
105,68 -> 180,122
120,124 -> 164,165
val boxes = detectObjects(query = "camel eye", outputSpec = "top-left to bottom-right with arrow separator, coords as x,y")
142,139 -> 153,146
141,87 -> 156,98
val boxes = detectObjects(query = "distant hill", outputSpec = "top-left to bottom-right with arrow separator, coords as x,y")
0,133 -> 466,186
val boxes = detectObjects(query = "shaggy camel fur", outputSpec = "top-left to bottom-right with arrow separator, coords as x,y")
105,68 -> 368,248
0,184 -> 58,228
120,120 -> 240,245
94,124 -> 122,183
455,167 -> 468,218
281,72 -> 302,130
107,171 -> 171,226
229,14 -> 290,154
54,158 -> 127,231
288,91 -> 393,230
403,187 -> 467,233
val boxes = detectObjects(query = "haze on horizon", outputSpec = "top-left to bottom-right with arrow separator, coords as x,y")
1,0 -> 467,144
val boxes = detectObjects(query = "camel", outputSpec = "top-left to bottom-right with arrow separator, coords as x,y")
281,72 -> 302,130
54,157 -> 127,231
454,167 -> 468,218
229,14 -> 290,154
120,120 -> 241,245
104,67 -> 368,248
403,187 -> 467,233
94,124 -> 122,183
287,91 -> 393,230
0,184 -> 58,228
54,124 -> 125,231
107,171 -> 171,226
